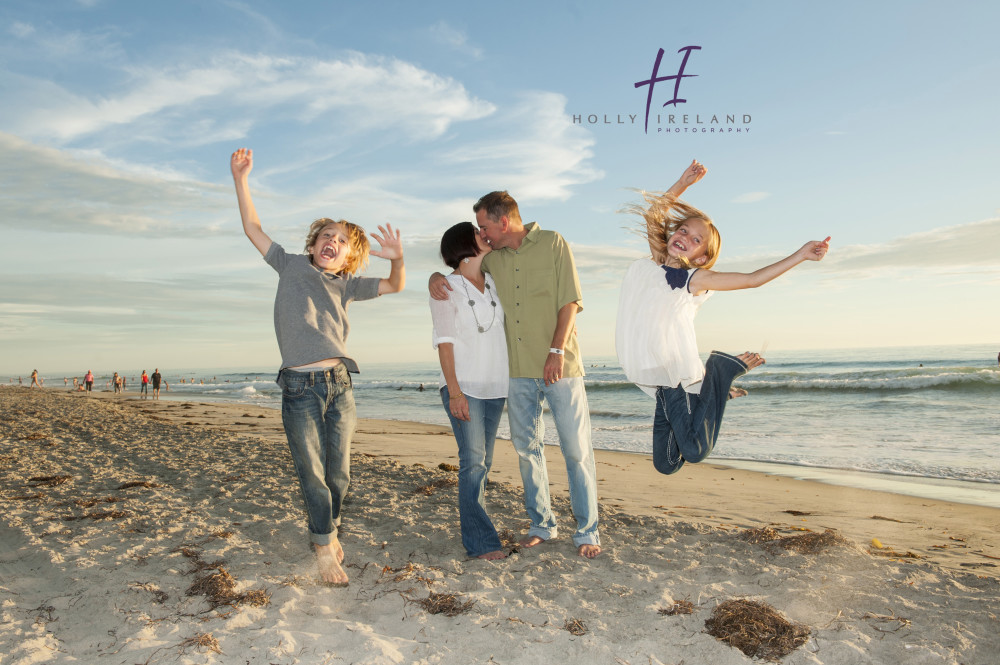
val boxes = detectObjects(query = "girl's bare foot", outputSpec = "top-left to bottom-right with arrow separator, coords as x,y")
736,351 -> 765,371
518,535 -> 546,548
477,550 -> 507,560
315,540 -> 348,586
577,543 -> 602,559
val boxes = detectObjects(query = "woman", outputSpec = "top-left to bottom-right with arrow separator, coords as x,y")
429,222 -> 508,560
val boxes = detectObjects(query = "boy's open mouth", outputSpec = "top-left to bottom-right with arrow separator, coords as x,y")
321,247 -> 336,259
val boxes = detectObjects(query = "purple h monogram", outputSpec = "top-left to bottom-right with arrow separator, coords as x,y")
634,46 -> 701,134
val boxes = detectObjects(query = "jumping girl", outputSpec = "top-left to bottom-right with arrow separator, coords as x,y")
616,160 -> 829,474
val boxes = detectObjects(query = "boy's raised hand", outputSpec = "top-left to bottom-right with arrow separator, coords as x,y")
370,224 -> 403,260
231,148 -> 253,179
798,236 -> 831,262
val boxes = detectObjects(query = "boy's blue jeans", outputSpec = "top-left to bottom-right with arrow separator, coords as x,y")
507,377 -> 600,547
279,365 -> 356,546
653,351 -> 748,475
440,386 -> 505,557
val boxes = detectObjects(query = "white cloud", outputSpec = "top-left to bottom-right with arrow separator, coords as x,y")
428,21 -> 483,59
9,22 -> 35,38
732,191 -> 771,204
2,51 -> 495,145
436,92 -> 603,202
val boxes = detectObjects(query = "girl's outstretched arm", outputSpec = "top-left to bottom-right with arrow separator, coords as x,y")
690,237 -> 830,294
231,148 -> 272,257
371,224 -> 406,295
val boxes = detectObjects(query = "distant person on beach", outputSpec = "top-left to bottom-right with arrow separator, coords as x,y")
30,370 -> 41,388
430,222 -> 509,560
430,192 -> 601,559
140,370 -> 149,399
84,370 -> 94,393
232,147 -> 405,585
151,369 -> 162,399
616,160 -> 829,475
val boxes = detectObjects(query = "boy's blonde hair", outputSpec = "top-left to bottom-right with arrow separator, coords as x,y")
304,218 -> 370,275
626,191 -> 721,269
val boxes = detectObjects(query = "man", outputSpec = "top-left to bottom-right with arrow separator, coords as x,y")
151,368 -> 162,400
431,191 -> 601,558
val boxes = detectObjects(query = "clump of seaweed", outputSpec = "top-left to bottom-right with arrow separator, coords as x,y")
437,463 -> 459,472
178,633 -> 222,654
64,510 -> 130,521
28,475 -> 72,487
739,527 -> 846,554
414,477 -> 457,495
705,598 -> 810,661
117,480 -> 162,490
73,496 -> 121,508
658,600 -> 695,616
564,618 -> 588,635
412,592 -> 475,617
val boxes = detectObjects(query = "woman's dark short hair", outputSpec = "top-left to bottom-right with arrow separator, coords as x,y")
440,222 -> 481,269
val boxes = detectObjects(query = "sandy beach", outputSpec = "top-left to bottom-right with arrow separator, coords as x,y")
1,386 -> 997,664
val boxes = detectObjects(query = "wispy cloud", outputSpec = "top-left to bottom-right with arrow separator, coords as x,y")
719,216 -> 1000,274
2,51 -> 494,145
732,192 -> 771,204
428,21 -> 483,59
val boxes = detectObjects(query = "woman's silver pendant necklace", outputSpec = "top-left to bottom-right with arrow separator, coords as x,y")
460,278 -> 497,333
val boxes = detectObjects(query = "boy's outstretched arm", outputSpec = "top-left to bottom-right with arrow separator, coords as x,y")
231,148 -> 272,257
665,159 -> 707,198
690,237 -> 831,294
371,224 -> 405,295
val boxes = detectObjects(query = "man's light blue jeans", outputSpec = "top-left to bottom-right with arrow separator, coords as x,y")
507,376 -> 600,547
440,386 -> 505,557
278,365 -> 357,546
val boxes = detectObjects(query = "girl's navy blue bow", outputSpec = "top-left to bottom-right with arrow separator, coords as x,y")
662,265 -> 687,290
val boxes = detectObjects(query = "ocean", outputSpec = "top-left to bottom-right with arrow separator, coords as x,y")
35,344 -> 1000,508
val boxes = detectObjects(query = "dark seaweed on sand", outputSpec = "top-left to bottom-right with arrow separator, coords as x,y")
705,599 -> 810,661
412,592 -> 475,617
739,527 -> 846,554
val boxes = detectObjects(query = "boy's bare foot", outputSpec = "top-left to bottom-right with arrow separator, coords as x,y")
729,387 -> 748,399
477,550 -> 507,560
518,535 -> 546,548
315,541 -> 348,586
578,544 -> 602,559
736,351 -> 765,371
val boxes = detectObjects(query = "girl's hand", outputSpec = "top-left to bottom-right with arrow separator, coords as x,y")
798,236 -> 831,262
231,148 -> 253,179
679,159 -> 707,187
449,393 -> 470,421
370,224 -> 403,260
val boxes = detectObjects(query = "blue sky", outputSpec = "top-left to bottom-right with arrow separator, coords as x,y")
2,0 -> 998,375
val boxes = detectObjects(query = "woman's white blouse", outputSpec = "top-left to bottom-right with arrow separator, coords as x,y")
429,273 -> 508,399
615,259 -> 712,397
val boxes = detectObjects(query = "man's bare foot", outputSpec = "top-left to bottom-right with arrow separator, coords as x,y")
315,541 -> 348,586
729,387 -> 748,399
518,535 -> 546,548
736,351 -> 765,371
578,544 -> 602,559
477,550 -> 507,560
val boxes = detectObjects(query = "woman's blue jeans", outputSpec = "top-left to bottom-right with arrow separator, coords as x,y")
279,365 -> 357,546
441,386 -> 505,557
653,351 -> 748,475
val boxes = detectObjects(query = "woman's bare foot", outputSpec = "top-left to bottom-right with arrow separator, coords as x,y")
518,535 -> 546,548
477,550 -> 507,560
577,544 -> 602,559
729,387 -> 748,399
736,351 -> 765,371
315,540 -> 348,586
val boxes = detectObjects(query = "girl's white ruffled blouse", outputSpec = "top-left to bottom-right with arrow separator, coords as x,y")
615,259 -> 712,397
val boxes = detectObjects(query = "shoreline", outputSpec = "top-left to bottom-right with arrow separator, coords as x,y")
2,387 -> 998,664
20,383 -> 1000,511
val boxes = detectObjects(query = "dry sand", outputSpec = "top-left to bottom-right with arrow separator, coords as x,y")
1,386 -> 998,664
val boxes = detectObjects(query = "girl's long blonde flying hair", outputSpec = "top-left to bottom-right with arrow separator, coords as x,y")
625,191 -> 721,269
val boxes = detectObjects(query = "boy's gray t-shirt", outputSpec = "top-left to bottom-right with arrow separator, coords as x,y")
264,242 -> 381,372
